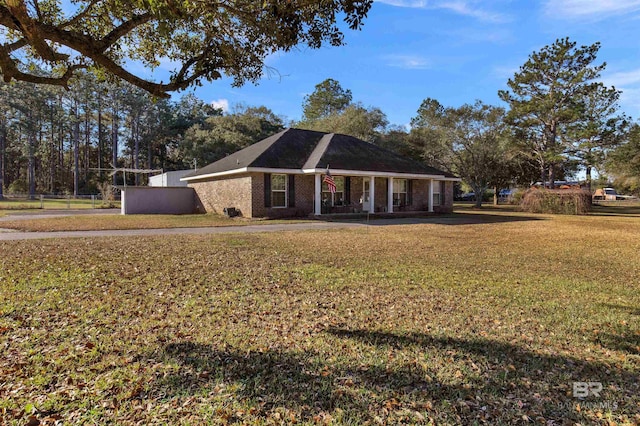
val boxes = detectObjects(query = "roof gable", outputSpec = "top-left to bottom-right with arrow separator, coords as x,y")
250,128 -> 325,169
307,133 -> 447,175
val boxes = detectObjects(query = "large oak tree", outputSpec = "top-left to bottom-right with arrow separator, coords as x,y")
0,0 -> 372,97
410,99 -> 512,208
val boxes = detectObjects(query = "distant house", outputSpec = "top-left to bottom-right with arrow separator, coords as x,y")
181,128 -> 459,218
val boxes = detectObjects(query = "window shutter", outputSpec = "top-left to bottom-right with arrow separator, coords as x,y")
407,179 -> 413,205
288,175 -> 295,207
264,174 -> 271,208
440,181 -> 445,205
344,177 -> 351,204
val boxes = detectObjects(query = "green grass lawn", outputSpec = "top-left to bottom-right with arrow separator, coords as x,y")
0,197 -> 119,212
1,211 -> 639,425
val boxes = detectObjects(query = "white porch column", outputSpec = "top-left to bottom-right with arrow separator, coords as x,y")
428,179 -> 434,212
314,173 -> 322,215
387,177 -> 394,213
370,176 -> 375,213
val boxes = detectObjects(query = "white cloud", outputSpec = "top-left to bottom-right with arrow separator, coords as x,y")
440,1 -> 509,23
602,68 -> 640,117
617,88 -> 640,117
603,68 -> 640,87
544,0 -> 640,20
210,98 -> 230,112
442,27 -> 513,44
156,57 -> 179,71
376,0 -> 511,23
491,64 -> 520,80
377,0 -> 428,6
383,54 -> 431,69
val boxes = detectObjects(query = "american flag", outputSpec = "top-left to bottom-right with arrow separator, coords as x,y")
323,167 -> 336,193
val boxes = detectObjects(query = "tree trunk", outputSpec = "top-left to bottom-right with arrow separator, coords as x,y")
28,132 -> 36,199
49,107 -> 55,192
98,102 -> 103,178
473,185 -> 483,208
147,140 -> 152,171
57,94 -> 64,187
493,185 -> 498,205
58,118 -> 64,187
549,124 -> 557,189
586,165 -> 592,192
0,124 -> 5,200
73,109 -> 80,197
111,107 -> 118,186
134,118 -> 140,186
84,112 -> 90,182
38,125 -> 44,193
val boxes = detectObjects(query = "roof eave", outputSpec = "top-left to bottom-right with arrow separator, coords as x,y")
181,166 -> 306,182
182,167 -> 461,182
302,168 -> 459,180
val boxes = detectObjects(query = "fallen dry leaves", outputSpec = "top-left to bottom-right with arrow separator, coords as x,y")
1,210 -> 639,424
0,213 -> 268,232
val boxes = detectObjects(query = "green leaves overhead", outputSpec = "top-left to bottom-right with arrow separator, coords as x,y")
0,0 -> 373,97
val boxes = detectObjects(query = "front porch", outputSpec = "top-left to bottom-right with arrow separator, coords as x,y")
318,202 -> 424,215
312,173 -> 447,216
310,210 -> 440,220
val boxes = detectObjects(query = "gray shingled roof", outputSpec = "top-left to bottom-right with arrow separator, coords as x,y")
183,128 -> 456,179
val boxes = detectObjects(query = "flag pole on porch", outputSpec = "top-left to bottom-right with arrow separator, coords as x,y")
323,165 -> 336,194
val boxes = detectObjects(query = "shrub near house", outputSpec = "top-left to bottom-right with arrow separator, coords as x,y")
520,188 -> 592,215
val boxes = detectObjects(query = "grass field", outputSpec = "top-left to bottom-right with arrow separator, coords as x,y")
1,211 -> 639,425
0,213 -> 261,231
0,197 -> 119,214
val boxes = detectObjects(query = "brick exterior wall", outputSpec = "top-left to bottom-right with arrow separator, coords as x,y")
349,176 -> 363,208
409,179 -> 430,211
434,181 -> 454,213
189,174 -> 252,216
337,176 -> 389,213
252,173 -> 314,218
394,179 -> 454,213
191,172 -> 455,218
373,177 -> 389,212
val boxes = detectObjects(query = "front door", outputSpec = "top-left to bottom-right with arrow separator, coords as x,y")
362,177 -> 371,212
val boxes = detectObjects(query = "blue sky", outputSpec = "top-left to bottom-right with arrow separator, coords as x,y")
181,0 -> 640,127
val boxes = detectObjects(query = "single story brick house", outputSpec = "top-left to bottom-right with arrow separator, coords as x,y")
181,128 -> 459,218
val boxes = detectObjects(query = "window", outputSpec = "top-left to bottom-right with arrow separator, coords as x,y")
322,176 -> 345,206
393,179 -> 408,206
433,181 -> 441,206
271,174 -> 287,207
